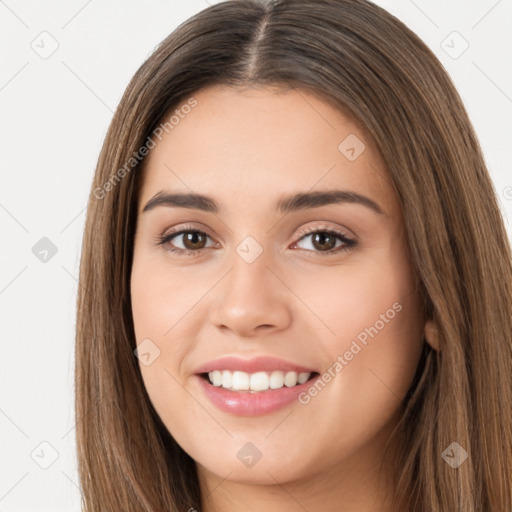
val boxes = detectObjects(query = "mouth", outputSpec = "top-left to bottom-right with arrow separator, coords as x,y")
199,370 -> 320,393
193,355 -> 320,416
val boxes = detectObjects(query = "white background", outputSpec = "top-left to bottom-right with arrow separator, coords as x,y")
1,1 -> 511,510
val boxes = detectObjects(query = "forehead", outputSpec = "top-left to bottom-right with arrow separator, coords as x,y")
138,85 -> 397,217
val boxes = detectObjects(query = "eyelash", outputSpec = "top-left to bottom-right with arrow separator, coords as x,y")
156,224 -> 357,257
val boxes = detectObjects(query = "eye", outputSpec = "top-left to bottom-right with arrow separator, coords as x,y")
291,225 -> 356,256
156,226 -> 217,256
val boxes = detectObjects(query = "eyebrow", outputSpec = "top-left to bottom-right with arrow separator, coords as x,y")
142,189 -> 384,215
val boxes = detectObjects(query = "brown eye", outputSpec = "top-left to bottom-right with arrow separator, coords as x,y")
158,229 -> 215,255
180,231 -> 208,250
292,228 -> 356,256
309,232 -> 337,251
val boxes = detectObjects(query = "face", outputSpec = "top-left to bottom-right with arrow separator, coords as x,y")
130,85 -> 428,489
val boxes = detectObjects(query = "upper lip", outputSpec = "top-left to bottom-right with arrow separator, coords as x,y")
194,356 -> 317,375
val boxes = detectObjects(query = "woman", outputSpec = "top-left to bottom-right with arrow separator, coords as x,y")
75,0 -> 512,510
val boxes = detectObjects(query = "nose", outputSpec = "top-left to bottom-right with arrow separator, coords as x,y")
208,248 -> 292,338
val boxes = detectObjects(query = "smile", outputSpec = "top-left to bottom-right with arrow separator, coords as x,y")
194,356 -> 320,416
206,370 -> 313,392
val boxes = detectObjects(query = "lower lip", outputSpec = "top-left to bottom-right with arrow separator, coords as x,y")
195,374 -> 319,416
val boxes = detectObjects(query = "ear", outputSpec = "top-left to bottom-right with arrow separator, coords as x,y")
424,318 -> 440,351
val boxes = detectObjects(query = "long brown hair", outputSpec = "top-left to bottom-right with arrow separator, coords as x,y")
75,0 -> 512,510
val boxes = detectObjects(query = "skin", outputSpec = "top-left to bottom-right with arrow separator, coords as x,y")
130,85 -> 438,512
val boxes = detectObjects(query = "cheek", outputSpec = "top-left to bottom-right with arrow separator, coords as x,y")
130,256 -> 202,441
130,258 -> 216,405
283,261 -> 424,465
130,251 -> 205,341
316,255 -> 424,426
292,249 -> 422,360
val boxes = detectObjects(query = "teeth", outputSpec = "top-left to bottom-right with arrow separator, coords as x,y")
269,371 -> 284,389
232,371 -> 249,390
250,371 -> 269,391
207,370 -> 312,392
210,370 -> 222,386
284,371 -> 297,387
297,372 -> 310,384
221,370 -> 232,389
